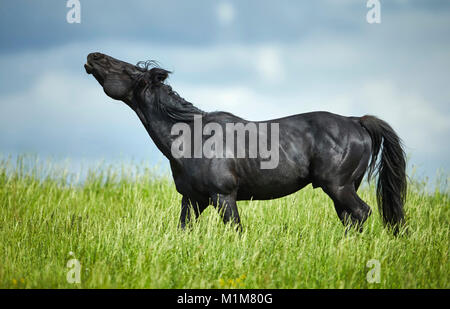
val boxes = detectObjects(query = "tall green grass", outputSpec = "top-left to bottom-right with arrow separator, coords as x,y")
0,156 -> 448,288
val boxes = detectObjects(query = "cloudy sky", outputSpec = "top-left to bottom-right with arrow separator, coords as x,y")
0,0 -> 449,180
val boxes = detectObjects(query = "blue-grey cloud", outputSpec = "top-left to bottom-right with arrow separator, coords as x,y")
2,0 -> 450,52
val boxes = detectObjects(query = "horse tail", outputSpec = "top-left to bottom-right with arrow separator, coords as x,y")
359,115 -> 407,235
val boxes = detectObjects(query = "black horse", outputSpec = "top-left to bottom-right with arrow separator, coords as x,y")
85,52 -> 407,234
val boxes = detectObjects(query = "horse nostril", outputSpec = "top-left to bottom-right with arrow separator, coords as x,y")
88,53 -> 103,62
93,53 -> 102,60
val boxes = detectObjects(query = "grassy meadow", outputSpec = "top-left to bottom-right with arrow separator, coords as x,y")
0,156 -> 448,289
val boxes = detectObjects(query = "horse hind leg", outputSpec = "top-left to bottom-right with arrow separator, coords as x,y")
324,184 -> 372,232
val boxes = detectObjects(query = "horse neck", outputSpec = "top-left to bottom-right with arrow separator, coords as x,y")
133,110 -> 173,161
133,88 -> 193,161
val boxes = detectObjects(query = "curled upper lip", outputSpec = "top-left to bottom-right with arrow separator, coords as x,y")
84,62 -> 93,74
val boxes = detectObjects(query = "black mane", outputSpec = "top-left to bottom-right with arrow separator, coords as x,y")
136,60 -> 206,122
156,84 -> 206,122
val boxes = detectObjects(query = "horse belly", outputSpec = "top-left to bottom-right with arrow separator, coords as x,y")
236,171 -> 310,200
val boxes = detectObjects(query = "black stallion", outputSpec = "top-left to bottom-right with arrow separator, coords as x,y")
85,52 -> 407,234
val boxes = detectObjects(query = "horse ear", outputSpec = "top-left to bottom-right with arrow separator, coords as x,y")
150,68 -> 170,84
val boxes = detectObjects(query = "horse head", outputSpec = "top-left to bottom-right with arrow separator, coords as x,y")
84,52 -> 170,109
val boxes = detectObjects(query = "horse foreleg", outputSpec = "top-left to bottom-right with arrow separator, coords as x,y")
211,193 -> 242,232
179,196 -> 206,230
